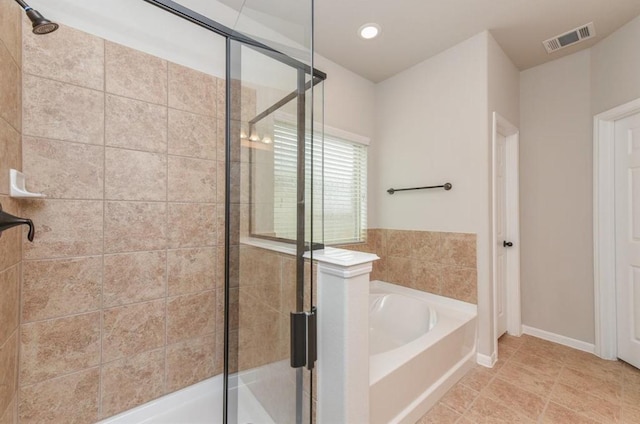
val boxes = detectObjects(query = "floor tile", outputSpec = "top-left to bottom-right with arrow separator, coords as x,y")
558,366 -> 622,404
484,377 -> 546,420
542,402 -> 601,424
496,360 -> 557,398
440,383 -> 479,414
416,335 -> 640,424
550,382 -> 621,423
414,402 -> 460,424
414,335 -> 638,424
463,395 -> 534,423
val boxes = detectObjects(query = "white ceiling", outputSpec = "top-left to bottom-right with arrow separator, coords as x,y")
314,0 -> 640,82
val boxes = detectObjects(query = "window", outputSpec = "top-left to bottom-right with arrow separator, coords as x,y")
272,120 -> 368,245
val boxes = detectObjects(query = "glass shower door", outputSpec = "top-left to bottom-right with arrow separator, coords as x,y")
225,38 -> 322,423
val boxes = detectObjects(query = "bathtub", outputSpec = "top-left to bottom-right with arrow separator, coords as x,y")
100,279 -> 476,424
369,280 -> 477,424
97,374 -> 273,424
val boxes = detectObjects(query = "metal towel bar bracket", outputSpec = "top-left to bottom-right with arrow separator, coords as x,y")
387,183 -> 452,195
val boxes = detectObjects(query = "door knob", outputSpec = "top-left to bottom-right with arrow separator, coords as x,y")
503,241 -> 513,247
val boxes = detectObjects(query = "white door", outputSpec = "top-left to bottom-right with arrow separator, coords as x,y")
615,112 -> 640,368
496,133 -> 508,337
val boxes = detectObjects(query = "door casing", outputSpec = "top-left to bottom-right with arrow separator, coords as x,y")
594,97 -> 640,359
491,112 -> 521,358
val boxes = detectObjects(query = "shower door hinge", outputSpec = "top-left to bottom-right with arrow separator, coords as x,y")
290,307 -> 317,370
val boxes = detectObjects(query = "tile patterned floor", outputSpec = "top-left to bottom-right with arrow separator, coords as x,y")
415,334 -> 640,423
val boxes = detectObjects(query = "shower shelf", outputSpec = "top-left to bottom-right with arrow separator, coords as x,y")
9,169 -> 45,198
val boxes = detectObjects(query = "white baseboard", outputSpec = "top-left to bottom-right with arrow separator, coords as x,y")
476,351 -> 497,368
522,325 -> 595,354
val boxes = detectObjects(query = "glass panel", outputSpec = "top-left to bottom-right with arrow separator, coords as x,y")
252,81 -> 324,246
172,0 -> 244,29
226,38 -> 322,423
173,0 -> 313,66
233,0 -> 313,65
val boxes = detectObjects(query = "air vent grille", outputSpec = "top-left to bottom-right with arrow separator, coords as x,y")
543,22 -> 596,53
579,26 -> 591,38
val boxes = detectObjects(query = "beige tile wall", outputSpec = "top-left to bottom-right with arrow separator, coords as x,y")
0,0 -> 22,422
343,228 -> 478,304
234,244 -> 317,423
18,23 -> 227,422
235,246 -> 306,372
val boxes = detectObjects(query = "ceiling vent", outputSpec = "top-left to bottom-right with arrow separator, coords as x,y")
543,22 -> 596,53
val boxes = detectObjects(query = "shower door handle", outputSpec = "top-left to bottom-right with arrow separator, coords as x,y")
306,307 -> 317,371
290,311 -> 307,368
290,307 -> 317,370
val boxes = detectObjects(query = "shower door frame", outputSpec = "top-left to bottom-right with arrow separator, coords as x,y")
141,1 -> 325,422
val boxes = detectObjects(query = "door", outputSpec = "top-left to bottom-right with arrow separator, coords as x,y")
493,113 -> 520,343
496,133 -> 508,337
615,112 -> 640,368
225,38 -> 322,423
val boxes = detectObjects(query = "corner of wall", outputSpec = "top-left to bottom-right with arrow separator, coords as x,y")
519,46 -> 594,345
591,14 -> 640,115
0,0 -> 23,422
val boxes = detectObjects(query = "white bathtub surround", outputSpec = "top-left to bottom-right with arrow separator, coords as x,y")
97,374 -> 273,424
314,248 -> 379,424
369,281 -> 477,424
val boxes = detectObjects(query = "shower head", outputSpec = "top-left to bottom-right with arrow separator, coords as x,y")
26,9 -> 59,34
14,0 -> 59,35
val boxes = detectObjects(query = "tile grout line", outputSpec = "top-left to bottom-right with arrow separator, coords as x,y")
536,360 -> 562,423
0,21 -> 20,70
457,338 -> 521,422
18,365 -> 102,391
438,336 -> 631,424
19,290 -> 222,325
508,340 -> 614,423
22,245 -> 223,265
507,339 -> 560,423
22,118 -> 220,161
555,352 -> 625,416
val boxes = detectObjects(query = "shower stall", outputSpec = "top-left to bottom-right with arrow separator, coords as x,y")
143,1 -> 325,422
1,0 -> 325,420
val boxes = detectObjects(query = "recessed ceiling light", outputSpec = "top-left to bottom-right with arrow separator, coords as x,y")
359,23 -> 381,40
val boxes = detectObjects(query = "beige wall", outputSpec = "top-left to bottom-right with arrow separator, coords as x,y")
486,32 -> 521,357
520,50 -> 594,343
313,55 -> 377,227
0,0 -> 22,422
372,31 -> 519,359
519,15 -> 640,345
372,32 -> 488,234
591,15 -> 640,115
487,33 -> 520,128
18,24 -> 224,422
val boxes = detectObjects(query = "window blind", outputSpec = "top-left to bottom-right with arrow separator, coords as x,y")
273,121 -> 367,245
